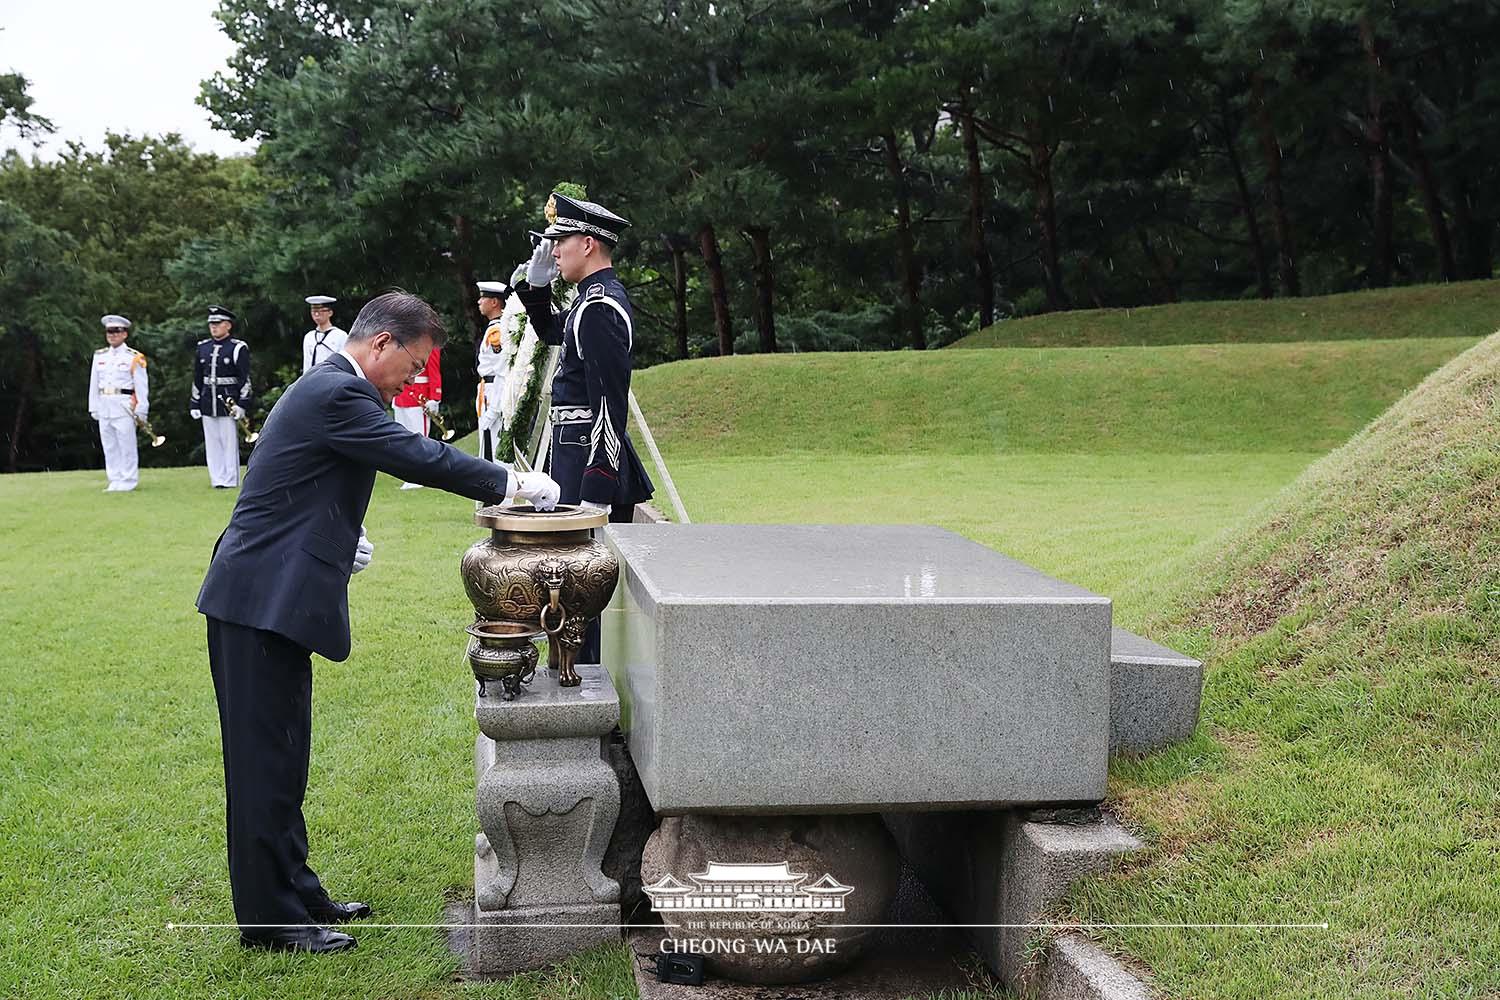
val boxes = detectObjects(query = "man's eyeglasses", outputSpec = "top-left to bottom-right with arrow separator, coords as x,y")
395,339 -> 426,380
105,327 -> 127,333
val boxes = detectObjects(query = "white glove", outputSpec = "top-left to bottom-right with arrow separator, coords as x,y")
190,409 -> 202,420
423,398 -> 440,415
511,471 -> 560,511
525,238 -> 558,287
90,411 -> 100,421
351,527 -> 373,574
230,405 -> 246,421
580,500 -> 610,514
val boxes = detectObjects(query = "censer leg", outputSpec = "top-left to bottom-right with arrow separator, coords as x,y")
558,645 -> 581,687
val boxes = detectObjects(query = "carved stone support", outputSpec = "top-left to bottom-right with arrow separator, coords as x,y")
469,664 -> 622,974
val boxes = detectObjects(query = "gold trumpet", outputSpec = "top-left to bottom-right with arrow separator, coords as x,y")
424,400 -> 456,441
132,412 -> 166,448
219,395 -> 260,444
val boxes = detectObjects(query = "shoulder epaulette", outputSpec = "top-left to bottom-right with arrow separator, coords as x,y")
197,338 -> 209,345
94,347 -> 108,354
585,283 -> 606,300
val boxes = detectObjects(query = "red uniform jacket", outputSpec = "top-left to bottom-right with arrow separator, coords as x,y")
393,348 -> 443,408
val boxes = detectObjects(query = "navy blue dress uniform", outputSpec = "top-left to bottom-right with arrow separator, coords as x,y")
514,195 -> 654,516
191,306 -> 254,488
197,351 -> 512,947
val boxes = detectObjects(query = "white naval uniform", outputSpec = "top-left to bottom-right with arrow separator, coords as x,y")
475,318 -> 509,463
87,343 -> 149,491
301,325 -> 348,373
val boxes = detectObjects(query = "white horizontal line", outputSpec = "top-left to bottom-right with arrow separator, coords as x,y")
168,921 -> 1328,931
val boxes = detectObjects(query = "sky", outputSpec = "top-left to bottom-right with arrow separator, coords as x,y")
0,0 -> 257,158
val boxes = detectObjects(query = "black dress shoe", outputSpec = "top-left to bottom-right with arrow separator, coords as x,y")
306,899 -> 372,923
240,926 -> 356,953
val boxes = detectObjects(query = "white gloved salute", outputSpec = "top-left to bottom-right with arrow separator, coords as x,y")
510,470 -> 561,511
351,526 -> 374,574
525,238 -> 558,287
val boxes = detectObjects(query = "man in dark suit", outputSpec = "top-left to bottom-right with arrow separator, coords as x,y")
197,291 -> 559,953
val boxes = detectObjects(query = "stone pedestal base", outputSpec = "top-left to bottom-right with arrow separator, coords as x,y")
470,663 -> 623,974
469,899 -> 622,976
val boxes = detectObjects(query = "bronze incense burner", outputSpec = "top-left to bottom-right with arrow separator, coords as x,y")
461,503 -> 618,688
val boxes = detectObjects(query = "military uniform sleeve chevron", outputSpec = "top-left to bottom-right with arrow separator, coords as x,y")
575,295 -> 634,505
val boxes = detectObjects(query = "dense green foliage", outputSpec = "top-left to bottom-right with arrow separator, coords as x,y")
179,0 -> 1500,361
1070,332 -> 1500,998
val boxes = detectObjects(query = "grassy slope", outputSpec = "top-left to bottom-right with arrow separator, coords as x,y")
631,339 -> 1476,458
1065,334 -> 1500,998
950,279 -> 1500,350
631,339 -> 1474,624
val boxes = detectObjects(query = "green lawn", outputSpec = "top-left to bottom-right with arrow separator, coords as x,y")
950,279 -> 1500,349
0,327 -> 1482,998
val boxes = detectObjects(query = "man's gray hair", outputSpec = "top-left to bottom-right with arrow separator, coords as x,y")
347,291 -> 448,348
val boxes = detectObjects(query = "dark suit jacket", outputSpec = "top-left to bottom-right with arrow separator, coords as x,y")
197,353 -> 508,661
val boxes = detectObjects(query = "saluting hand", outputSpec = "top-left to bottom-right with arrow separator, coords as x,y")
526,238 -> 558,287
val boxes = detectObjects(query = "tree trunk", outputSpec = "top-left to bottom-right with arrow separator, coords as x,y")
745,226 -> 776,353
882,130 -> 926,350
1359,18 -> 1395,288
1136,230 -> 1179,303
1252,72 -> 1300,296
1029,130 -> 1068,312
7,330 -> 38,473
1219,97 -> 1273,298
1451,173 -> 1494,279
697,223 -> 734,356
959,104 -> 996,327
1395,93 -> 1457,282
451,213 -> 484,348
662,233 -> 690,360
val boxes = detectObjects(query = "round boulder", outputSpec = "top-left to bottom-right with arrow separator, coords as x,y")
641,813 -> 899,984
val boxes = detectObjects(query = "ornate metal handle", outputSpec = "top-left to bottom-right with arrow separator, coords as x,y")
536,560 -> 568,636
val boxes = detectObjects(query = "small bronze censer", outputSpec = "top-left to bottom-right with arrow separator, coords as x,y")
465,620 -> 544,699
461,503 -> 618,687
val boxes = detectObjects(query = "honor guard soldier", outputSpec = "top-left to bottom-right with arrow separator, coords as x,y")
474,280 -> 512,463
391,344 -> 443,489
515,193 -> 654,665
515,192 -> 654,518
301,295 -> 348,372
191,305 -> 254,488
87,314 -> 150,492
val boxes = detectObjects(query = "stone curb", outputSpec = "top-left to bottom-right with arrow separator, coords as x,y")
1036,933 -> 1156,1000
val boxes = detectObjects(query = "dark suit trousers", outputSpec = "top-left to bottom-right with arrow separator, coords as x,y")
548,423 -> 636,663
207,617 -> 328,928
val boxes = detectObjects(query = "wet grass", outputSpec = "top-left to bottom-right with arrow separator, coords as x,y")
1064,334 -> 1500,998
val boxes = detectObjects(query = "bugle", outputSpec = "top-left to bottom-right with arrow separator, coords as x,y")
132,412 -> 167,448
219,395 -> 260,444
